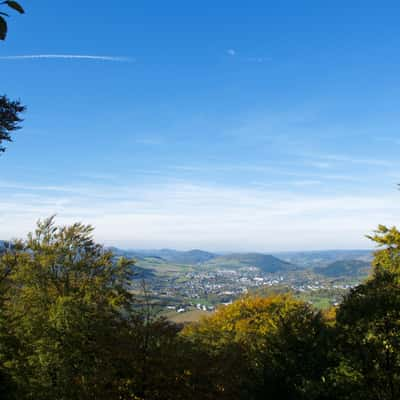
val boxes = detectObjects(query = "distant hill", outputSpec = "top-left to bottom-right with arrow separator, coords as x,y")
205,253 -> 297,273
275,250 -> 373,269
104,246 -> 375,276
106,247 -> 297,272
123,248 -> 216,265
164,249 -> 216,265
314,259 -> 371,278
107,247 -> 147,261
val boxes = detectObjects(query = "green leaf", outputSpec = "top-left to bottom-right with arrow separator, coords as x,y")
4,1 -> 24,14
0,15 -> 7,40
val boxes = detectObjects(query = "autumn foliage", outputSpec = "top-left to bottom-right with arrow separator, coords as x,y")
1,219 -> 400,399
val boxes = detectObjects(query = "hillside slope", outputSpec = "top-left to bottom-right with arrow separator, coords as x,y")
314,259 -> 371,278
205,253 -> 297,273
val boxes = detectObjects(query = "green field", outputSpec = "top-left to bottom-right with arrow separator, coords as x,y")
166,309 -> 211,323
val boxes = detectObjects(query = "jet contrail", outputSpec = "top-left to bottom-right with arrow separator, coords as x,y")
0,54 -> 132,62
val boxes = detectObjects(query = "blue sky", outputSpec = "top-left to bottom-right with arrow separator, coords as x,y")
1,0 -> 400,251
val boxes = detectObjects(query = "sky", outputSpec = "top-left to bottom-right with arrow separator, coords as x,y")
1,0 -> 400,252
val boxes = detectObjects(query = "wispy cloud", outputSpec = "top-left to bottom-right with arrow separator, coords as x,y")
0,54 -> 132,62
169,163 -> 364,182
307,153 -> 396,168
0,180 -> 398,251
226,49 -> 236,56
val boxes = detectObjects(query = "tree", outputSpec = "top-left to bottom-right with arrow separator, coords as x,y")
0,1 -> 24,40
332,225 -> 400,400
0,217 -> 136,399
0,217 -> 231,400
113,315 -> 205,400
183,295 -> 332,400
0,95 -> 25,153
0,2 -> 26,154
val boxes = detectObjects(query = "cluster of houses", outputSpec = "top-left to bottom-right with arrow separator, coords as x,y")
131,264 -> 356,315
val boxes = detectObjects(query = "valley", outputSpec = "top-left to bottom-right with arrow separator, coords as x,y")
123,247 -> 373,321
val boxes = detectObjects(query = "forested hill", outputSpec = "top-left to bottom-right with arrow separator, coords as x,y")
4,241 -> 375,276
111,248 -> 373,266
203,253 -> 297,273
275,249 -> 373,268
108,248 -> 215,264
314,259 -> 371,278
150,249 -> 216,265
110,248 -> 297,272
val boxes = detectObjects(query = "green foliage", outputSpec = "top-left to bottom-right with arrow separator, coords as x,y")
368,225 -> 400,276
183,295 -> 332,399
1,221 -> 400,399
329,225 -> 400,400
0,1 -> 24,40
0,95 -> 25,153
0,218 -> 249,400
333,272 -> 400,399
0,217 -> 135,399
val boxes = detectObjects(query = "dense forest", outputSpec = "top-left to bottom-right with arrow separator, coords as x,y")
0,218 -> 399,399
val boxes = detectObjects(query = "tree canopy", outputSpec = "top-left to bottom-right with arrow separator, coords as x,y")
1,220 -> 400,399
331,225 -> 400,400
0,217 -> 136,399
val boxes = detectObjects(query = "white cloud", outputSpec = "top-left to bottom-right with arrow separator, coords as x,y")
170,164 -> 365,182
0,54 -> 132,62
0,180 -> 399,251
303,152 -> 396,168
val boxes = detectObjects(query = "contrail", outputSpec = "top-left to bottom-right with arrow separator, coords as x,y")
0,54 -> 132,62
